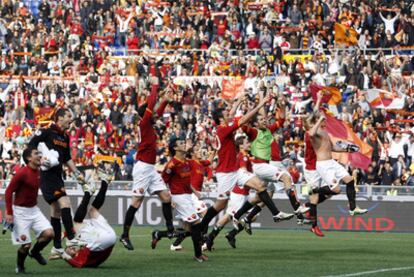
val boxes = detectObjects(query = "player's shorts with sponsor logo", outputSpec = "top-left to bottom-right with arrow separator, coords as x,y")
11,205 -> 52,245
226,192 -> 249,217
316,159 -> 349,189
252,162 -> 289,192
191,193 -> 208,214
172,194 -> 200,223
132,160 -> 167,196
40,170 -> 67,204
215,169 -> 255,200
76,215 -> 116,251
303,169 -> 327,189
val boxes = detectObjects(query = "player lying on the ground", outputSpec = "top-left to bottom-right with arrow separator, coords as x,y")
5,147 -> 54,274
61,170 -> 116,268
152,138 -> 207,262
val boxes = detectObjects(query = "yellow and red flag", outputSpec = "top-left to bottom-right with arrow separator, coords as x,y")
323,110 -> 373,170
221,78 -> 245,100
334,23 -> 358,46
309,84 -> 342,105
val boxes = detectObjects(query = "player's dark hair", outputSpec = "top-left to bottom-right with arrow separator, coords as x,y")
22,146 -> 36,164
169,137 -> 178,157
54,108 -> 69,122
212,108 -> 224,125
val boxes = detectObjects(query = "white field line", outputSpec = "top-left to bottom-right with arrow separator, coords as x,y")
321,266 -> 414,277
0,234 -> 148,242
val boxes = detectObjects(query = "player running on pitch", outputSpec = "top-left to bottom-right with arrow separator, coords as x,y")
234,93 -> 308,230
204,135 -> 253,250
28,108 -> 86,259
152,138 -> 207,262
200,93 -> 293,235
170,144 -> 215,251
5,147 -> 54,274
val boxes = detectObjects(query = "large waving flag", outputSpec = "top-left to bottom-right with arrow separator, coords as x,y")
323,110 -> 373,170
334,23 -> 358,46
364,89 -> 405,109
222,78 -> 245,100
309,84 -> 342,105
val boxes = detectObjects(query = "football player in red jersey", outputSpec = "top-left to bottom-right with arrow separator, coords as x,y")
170,144 -> 215,251
152,138 -> 207,262
120,83 -> 175,250
200,93 -> 292,234
62,170 -> 116,267
5,147 -> 54,274
204,135 -> 253,250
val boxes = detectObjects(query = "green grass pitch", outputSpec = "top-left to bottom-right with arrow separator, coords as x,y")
1,226 -> 413,277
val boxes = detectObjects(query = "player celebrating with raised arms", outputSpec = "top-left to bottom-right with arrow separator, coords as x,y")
200,93 -> 293,235
152,138 -> 207,262
5,147 -> 54,274
120,82 -> 174,250
308,111 -> 367,220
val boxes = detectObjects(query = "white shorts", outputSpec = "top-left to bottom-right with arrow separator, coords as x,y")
11,206 -> 52,245
316,160 -> 349,189
132,160 -> 167,196
226,192 -> 248,217
191,194 -> 208,214
76,215 -> 116,251
252,162 -> 287,183
303,169 -> 326,189
216,169 -> 255,200
172,194 -> 200,223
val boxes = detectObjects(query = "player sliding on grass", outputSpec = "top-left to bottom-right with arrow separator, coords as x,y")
61,169 -> 116,268
152,138 -> 207,262
5,147 -> 54,274
200,93 -> 293,236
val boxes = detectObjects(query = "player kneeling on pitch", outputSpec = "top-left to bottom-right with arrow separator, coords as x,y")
5,147 -> 54,274
152,138 -> 207,262
61,170 -> 116,268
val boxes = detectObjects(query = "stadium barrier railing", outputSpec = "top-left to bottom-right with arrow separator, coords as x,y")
108,47 -> 414,57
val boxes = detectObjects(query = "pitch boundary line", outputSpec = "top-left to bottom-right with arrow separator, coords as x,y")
0,234 -> 148,242
322,266 -> 414,277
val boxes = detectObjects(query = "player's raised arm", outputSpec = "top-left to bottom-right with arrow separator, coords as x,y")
238,94 -> 270,126
229,91 -> 246,119
309,114 -> 325,137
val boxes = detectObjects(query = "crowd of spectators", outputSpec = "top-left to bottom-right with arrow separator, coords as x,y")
1,0 -> 414,195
